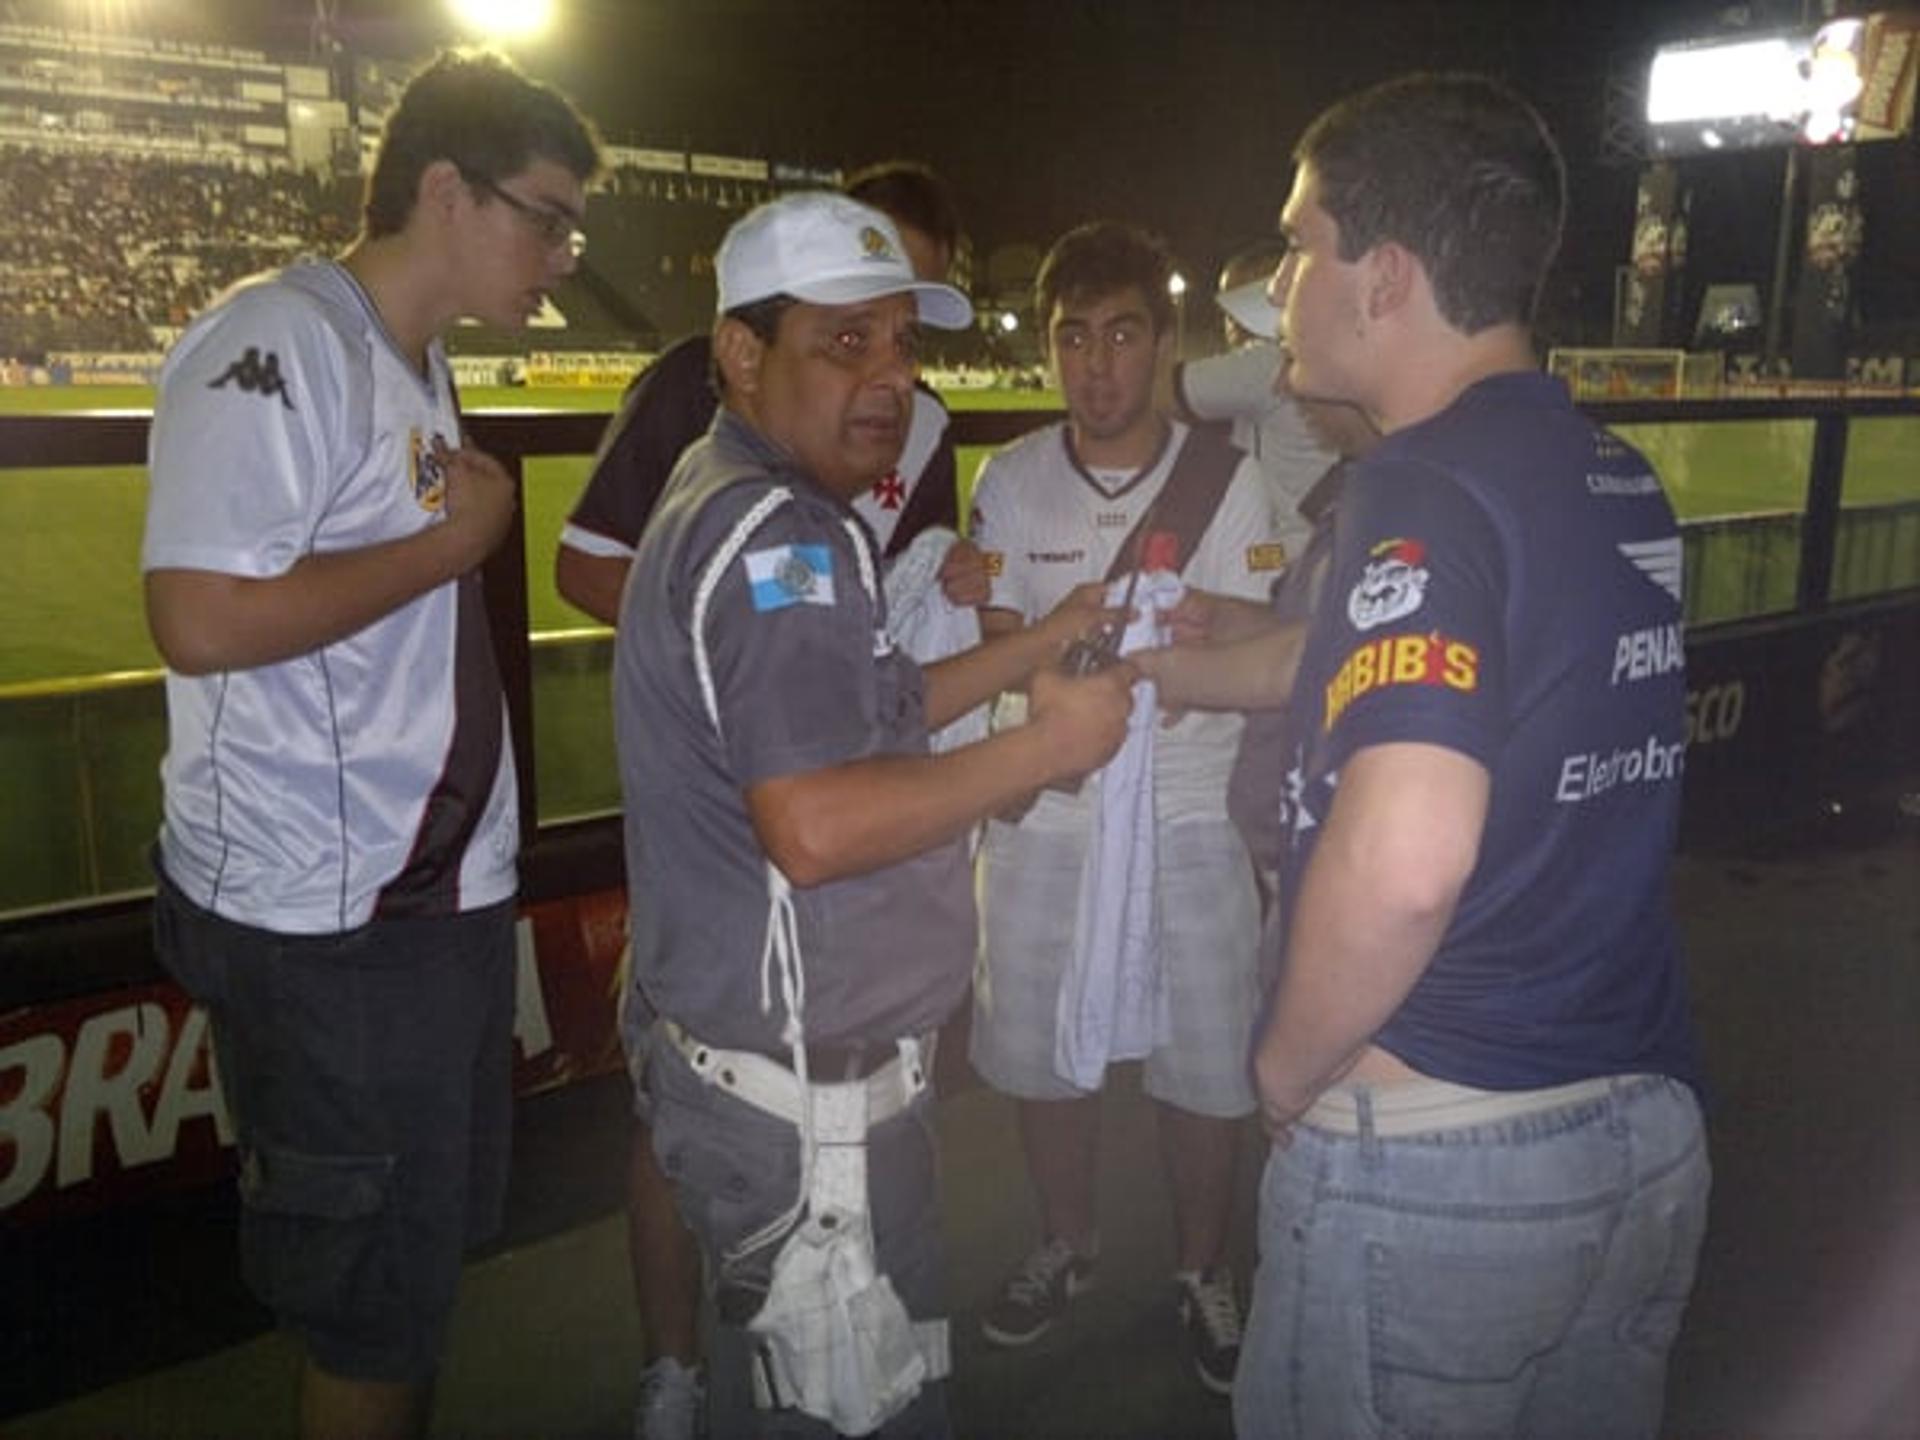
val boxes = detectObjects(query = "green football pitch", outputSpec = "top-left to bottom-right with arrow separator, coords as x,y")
0,382 -> 1913,912
0,383 -> 1065,686
1,383 -> 1912,687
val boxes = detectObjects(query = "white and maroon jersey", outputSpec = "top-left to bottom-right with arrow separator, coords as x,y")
1174,340 -> 1336,568
971,419 -> 1280,827
143,260 -> 518,933
849,386 -> 950,553
558,342 -> 957,566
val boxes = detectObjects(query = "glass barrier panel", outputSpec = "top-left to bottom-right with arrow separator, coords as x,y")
0,463 -> 156,687
1832,416 -> 1920,601
1609,419 -> 1812,625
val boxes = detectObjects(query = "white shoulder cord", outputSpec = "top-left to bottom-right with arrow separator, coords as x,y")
685,489 -> 886,1268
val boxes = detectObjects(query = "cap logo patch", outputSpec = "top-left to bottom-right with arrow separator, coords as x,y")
859,225 -> 896,261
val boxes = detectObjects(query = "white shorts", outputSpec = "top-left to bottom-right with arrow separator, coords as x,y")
969,814 -> 1259,1117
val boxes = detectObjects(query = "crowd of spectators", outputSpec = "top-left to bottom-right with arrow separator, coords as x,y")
0,146 -> 357,355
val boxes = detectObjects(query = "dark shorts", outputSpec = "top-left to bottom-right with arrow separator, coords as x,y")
151,866 -> 516,1383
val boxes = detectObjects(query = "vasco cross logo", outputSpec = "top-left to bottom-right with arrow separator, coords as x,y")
208,347 -> 295,411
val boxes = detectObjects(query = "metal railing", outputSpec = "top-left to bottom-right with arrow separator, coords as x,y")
1,395 -> 1916,924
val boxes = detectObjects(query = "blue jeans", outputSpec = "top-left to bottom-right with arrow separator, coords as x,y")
1234,1075 -> 1709,1440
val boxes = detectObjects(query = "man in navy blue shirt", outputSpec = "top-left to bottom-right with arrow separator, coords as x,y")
1147,74 -> 1709,1440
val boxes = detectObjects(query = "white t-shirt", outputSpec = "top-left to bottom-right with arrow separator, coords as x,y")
143,260 -> 519,932
1175,340 -> 1335,568
971,419 -> 1279,828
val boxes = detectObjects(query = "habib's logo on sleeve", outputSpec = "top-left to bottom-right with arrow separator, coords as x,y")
1347,537 -> 1429,631
1325,631 -> 1479,730
409,429 -> 448,512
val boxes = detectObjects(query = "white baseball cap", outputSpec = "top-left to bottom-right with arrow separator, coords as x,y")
716,192 -> 974,329
1216,277 -> 1281,340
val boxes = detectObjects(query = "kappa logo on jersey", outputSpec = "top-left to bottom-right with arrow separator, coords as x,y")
744,543 -> 836,612
1347,537 -> 1429,631
1618,537 -> 1684,602
207,346 -> 294,411
981,550 -> 1004,577
1324,630 -> 1479,730
1247,542 -> 1288,573
408,429 -> 448,512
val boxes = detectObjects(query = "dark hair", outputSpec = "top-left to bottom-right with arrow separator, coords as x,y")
363,49 -> 601,238
843,161 -> 961,259
1034,221 -> 1176,337
1295,72 -> 1565,333
711,294 -> 798,395
723,295 -> 796,345
1218,237 -> 1290,290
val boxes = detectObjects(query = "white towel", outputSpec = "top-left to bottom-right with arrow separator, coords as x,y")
1052,567 -> 1182,1090
882,527 -> 986,753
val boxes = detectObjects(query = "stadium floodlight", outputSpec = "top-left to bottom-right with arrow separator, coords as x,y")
447,0 -> 556,42
1647,34 -> 1806,134
1646,14 -> 1915,154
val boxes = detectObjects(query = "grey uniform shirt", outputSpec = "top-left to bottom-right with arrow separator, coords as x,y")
614,409 -> 974,1052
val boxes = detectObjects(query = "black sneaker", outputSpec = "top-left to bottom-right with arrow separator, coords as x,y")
1175,1268 -> 1243,1396
979,1238 -> 1097,1346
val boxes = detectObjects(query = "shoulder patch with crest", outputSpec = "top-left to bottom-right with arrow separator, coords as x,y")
744,543 -> 836,612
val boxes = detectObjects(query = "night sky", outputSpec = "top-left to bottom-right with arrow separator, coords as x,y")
14,0 -> 1910,343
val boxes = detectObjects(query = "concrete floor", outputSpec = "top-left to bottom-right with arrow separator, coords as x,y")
11,823 -> 1919,1439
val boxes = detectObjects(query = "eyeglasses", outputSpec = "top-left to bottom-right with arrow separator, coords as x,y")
462,169 -> 586,259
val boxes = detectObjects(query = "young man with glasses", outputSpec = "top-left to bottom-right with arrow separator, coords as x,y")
142,50 -> 598,1440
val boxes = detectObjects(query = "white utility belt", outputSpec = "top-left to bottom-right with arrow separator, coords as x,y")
661,1019 -> 930,1130
1303,1073 -> 1649,1139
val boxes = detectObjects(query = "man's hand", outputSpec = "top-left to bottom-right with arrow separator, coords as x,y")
1252,1039 -> 1317,1147
1034,581 -> 1124,653
436,436 -> 517,567
1164,588 -> 1221,647
1027,662 -> 1135,781
936,538 -> 991,608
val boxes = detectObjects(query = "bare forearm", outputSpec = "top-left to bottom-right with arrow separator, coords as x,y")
1141,622 -> 1304,712
923,623 -> 1060,729
1254,832 -> 1454,1117
146,523 -> 480,674
1203,593 -> 1286,644
1253,743 -> 1487,1126
749,721 -> 1082,886
554,545 -> 629,627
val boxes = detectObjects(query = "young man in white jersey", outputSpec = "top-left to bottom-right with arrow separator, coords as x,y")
141,51 -> 598,1440
968,221 -> 1282,1396
1165,238 -> 1334,569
